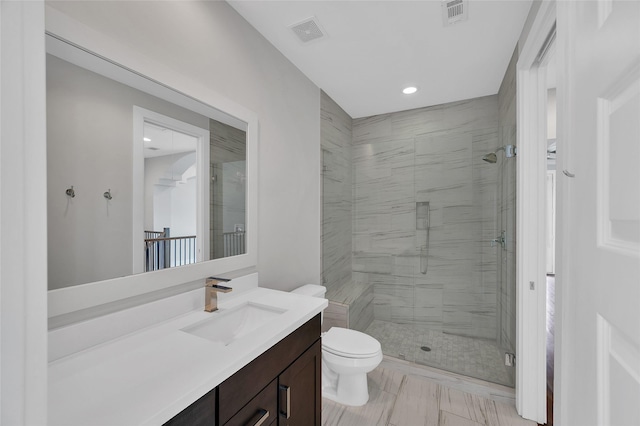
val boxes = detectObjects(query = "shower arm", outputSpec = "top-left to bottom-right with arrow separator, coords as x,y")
497,145 -> 517,158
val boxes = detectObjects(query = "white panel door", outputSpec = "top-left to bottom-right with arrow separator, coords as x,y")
560,1 -> 640,424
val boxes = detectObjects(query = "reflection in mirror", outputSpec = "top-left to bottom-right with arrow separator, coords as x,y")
140,114 -> 204,272
47,51 -> 247,290
210,121 -> 246,259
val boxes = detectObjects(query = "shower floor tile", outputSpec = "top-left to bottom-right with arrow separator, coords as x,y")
365,320 -> 514,387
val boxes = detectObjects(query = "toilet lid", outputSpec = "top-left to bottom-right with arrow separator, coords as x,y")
322,327 -> 381,358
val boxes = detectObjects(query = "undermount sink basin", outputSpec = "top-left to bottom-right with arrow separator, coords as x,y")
182,302 -> 286,345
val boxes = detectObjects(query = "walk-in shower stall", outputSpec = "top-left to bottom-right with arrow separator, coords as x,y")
321,88 -> 518,387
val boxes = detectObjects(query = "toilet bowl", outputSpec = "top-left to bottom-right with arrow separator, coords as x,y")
291,285 -> 383,407
321,326 -> 383,406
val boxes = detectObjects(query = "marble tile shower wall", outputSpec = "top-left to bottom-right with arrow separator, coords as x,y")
352,96 -> 502,340
320,91 -> 354,301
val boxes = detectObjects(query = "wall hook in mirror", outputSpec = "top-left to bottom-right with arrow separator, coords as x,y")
562,169 -> 575,178
103,189 -> 113,200
66,186 -> 75,198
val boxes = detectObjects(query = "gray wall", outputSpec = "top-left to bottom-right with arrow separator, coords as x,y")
47,54 -> 209,289
47,1 -> 322,290
497,47 -> 518,355
352,96 -> 501,340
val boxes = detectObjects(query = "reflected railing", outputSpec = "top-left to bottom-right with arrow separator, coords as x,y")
223,231 -> 245,257
144,228 -> 196,271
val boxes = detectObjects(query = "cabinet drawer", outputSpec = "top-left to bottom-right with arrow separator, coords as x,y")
224,379 -> 277,426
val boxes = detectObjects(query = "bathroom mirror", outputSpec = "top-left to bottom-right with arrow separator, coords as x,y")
46,31 -> 258,320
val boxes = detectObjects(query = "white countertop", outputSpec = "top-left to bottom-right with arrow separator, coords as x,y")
48,287 -> 327,425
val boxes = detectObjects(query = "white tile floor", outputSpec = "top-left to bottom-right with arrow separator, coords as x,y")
365,320 -> 514,387
322,360 -> 534,426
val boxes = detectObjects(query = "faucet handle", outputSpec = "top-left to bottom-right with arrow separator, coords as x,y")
207,276 -> 231,282
205,276 -> 233,292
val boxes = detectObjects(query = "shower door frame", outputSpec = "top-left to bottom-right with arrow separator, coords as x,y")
516,0 -> 556,423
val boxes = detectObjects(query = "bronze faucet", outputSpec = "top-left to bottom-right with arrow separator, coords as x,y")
204,276 -> 232,312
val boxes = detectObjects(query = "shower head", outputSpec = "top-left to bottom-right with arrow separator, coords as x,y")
482,145 -> 517,163
482,152 -> 498,163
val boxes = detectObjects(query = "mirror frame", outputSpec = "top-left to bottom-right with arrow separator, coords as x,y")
46,7 -> 258,320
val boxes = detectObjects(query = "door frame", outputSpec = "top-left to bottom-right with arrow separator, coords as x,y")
546,170 -> 556,275
0,1 -> 48,423
132,106 -> 210,274
516,0 -> 556,422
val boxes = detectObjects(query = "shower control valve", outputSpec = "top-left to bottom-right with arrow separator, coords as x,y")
490,230 -> 507,250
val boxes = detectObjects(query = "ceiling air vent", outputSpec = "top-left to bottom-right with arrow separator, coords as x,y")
442,0 -> 468,26
289,16 -> 326,44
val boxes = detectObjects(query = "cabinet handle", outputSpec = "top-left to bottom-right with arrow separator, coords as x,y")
248,409 -> 269,426
279,384 -> 291,419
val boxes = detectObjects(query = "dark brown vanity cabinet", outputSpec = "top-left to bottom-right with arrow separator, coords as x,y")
164,387 -> 217,426
165,314 -> 321,426
277,340 -> 321,425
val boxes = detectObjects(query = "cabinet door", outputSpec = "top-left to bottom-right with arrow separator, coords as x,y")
278,340 -> 321,426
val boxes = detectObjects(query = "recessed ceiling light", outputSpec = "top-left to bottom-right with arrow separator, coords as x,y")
403,86 -> 418,95
143,137 -> 151,142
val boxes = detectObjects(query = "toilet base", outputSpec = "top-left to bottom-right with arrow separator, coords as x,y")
322,368 -> 370,407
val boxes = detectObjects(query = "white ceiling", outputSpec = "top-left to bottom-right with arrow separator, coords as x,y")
143,122 -> 197,159
229,0 -> 533,118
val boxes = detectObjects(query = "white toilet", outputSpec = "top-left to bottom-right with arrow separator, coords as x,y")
291,284 -> 383,407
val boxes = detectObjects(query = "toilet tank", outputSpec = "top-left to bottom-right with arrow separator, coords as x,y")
291,284 -> 327,299
291,284 -> 327,323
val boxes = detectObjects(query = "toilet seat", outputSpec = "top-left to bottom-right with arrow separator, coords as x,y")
322,327 -> 381,359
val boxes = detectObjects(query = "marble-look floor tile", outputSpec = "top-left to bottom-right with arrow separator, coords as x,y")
439,410 -> 484,426
322,387 -> 396,426
368,366 -> 404,396
485,400 -> 538,426
322,361 -> 536,426
379,356 -> 516,406
439,386 -> 489,424
388,375 -> 440,426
